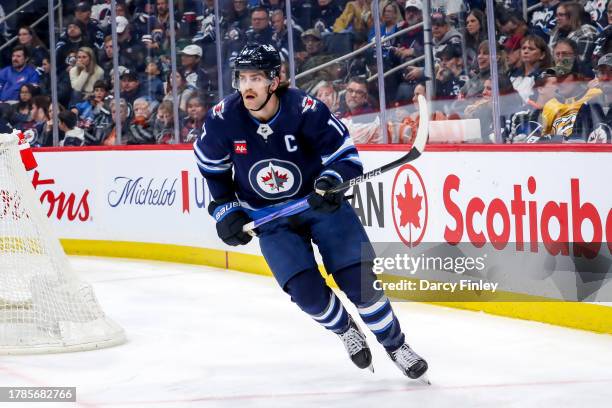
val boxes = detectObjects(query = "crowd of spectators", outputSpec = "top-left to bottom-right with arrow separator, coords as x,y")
0,0 -> 610,145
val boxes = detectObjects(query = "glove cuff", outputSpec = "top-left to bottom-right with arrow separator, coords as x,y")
314,170 -> 343,188
210,200 -> 242,222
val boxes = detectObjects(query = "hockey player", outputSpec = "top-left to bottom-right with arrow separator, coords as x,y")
194,43 -> 428,380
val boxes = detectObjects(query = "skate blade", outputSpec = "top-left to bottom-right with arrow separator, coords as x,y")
416,373 -> 431,385
367,363 -> 374,373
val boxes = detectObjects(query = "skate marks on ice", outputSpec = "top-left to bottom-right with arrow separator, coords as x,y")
0,257 -> 609,408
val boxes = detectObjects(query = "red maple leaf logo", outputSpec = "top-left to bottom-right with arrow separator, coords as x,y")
261,170 -> 289,191
395,176 -> 422,230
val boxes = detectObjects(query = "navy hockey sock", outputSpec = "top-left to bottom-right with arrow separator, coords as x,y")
356,294 -> 404,351
284,269 -> 349,334
334,263 -> 405,351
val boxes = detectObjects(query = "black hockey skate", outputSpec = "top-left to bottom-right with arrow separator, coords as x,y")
338,316 -> 374,372
388,343 -> 430,384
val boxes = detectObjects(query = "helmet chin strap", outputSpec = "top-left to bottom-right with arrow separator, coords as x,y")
245,84 -> 275,112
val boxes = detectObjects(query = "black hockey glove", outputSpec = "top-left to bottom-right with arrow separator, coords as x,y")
208,200 -> 253,246
307,175 -> 347,213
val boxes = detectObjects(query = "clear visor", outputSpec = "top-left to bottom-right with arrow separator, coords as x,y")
232,70 -> 274,91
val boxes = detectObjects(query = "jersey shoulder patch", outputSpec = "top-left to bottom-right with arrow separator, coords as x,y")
212,100 -> 225,119
301,95 -> 317,114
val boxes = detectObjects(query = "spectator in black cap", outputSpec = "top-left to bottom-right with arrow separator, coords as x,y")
56,18 -> 93,73
120,69 -> 145,105
435,45 -> 467,99
573,53 -> 612,142
431,10 -> 462,56
74,2 -> 105,50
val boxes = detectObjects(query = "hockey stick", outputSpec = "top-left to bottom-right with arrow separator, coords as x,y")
242,94 -> 430,234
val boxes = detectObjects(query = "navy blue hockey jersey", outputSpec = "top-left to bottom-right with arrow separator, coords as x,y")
194,88 -> 363,213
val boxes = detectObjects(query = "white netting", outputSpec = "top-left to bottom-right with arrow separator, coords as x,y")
0,133 -> 125,354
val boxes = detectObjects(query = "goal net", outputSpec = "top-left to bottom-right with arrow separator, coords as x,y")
0,132 -> 125,354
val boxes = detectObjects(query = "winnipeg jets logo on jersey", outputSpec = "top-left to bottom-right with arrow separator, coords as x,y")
249,159 -> 302,200
301,96 -> 317,113
212,101 -> 225,119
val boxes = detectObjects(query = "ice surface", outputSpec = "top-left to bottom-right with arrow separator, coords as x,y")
0,256 -> 610,408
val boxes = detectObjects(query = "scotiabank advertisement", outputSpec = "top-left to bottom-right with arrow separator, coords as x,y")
32,147 -> 612,302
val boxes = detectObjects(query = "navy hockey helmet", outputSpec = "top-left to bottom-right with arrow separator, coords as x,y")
232,43 -> 282,90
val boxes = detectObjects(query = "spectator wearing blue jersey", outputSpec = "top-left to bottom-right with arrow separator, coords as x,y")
529,0 -> 560,42
74,2 -> 106,50
71,79 -> 109,135
367,1 -> 403,42
0,46 -> 40,103
311,0 -> 343,33
141,58 -> 165,102
591,3 -> 612,63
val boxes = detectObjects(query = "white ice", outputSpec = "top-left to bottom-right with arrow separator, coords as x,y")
1,256 -> 611,408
